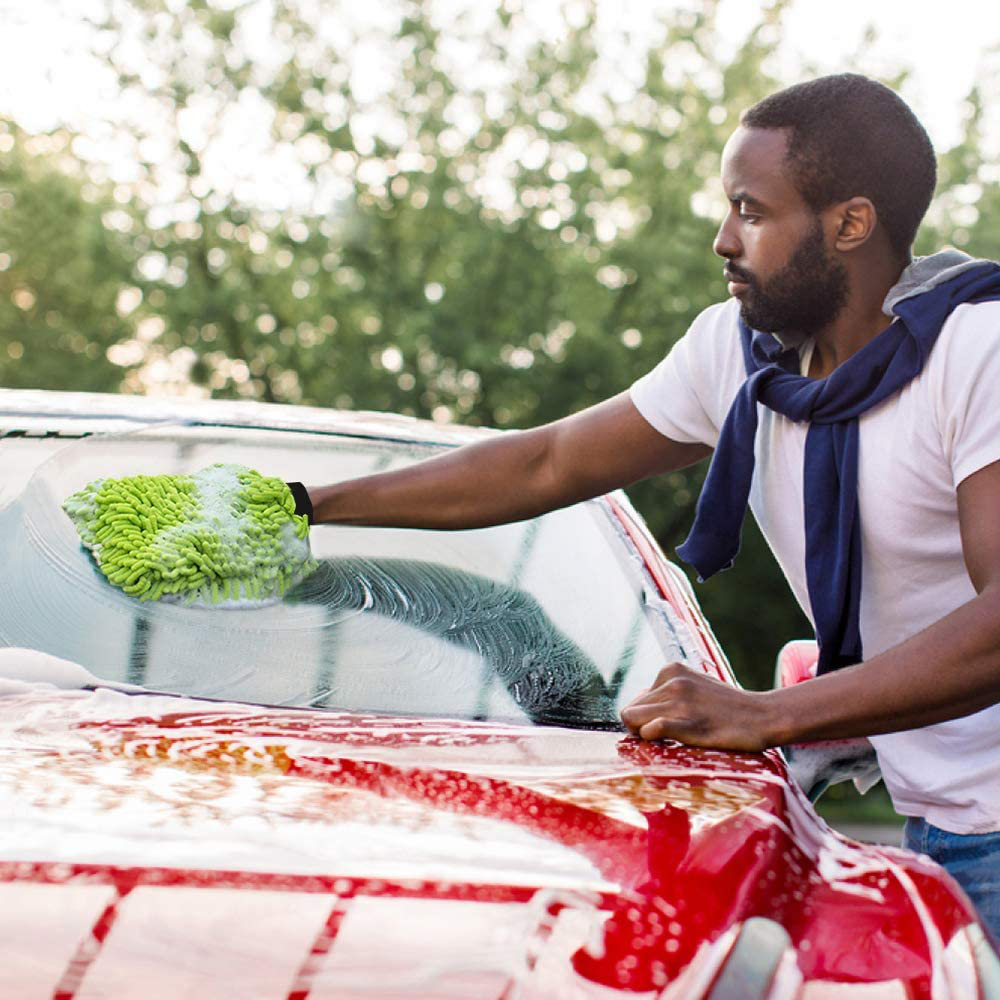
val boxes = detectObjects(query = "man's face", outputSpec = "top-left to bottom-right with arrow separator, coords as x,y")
714,126 -> 848,339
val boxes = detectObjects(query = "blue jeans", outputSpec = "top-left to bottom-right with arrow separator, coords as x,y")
904,817 -> 1000,946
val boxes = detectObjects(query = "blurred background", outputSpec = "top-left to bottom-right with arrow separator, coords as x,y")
1,0 -> 998,830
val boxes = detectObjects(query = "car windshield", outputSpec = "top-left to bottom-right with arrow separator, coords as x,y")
0,423 -> 694,729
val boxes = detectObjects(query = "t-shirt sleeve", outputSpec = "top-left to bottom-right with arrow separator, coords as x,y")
629,301 -> 742,448
934,301 -> 1000,488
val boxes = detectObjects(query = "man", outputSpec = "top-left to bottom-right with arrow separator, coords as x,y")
295,75 -> 1000,933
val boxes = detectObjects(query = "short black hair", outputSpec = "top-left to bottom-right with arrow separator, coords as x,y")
741,74 -> 936,259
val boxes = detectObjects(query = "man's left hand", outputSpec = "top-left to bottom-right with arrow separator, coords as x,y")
620,662 -> 776,753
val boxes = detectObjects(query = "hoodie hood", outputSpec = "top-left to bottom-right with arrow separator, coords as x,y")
883,248 -> 996,315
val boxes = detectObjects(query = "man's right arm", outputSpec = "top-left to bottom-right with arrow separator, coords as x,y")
307,391 -> 711,530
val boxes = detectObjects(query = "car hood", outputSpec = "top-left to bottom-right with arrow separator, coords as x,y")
4,685 -> 650,889
1,683 -> 992,999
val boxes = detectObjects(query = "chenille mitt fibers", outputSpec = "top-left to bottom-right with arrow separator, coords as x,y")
62,464 -> 316,607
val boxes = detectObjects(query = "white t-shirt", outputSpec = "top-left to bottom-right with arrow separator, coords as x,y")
630,296 -> 1000,834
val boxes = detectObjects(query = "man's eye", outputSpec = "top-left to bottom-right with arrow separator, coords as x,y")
738,209 -> 759,222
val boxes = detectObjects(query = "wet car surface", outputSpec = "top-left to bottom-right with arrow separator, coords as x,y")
0,389 -> 996,998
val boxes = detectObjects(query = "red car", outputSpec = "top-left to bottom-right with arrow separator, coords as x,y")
0,389 -> 996,998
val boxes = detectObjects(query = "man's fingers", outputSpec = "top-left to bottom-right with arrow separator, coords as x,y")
620,663 -> 734,743
621,663 -> 689,713
620,666 -> 716,743
620,665 -> 695,728
638,717 -> 673,742
620,702 -> 659,731
622,703 -> 691,742
619,661 -> 772,752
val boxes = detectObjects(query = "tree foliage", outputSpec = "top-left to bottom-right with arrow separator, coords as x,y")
1,0 -> 997,687
0,123 -> 137,391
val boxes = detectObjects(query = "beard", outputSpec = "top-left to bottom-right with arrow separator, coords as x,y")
731,220 -> 849,338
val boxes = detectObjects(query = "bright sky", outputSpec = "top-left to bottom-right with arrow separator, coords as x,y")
730,0 -> 1000,153
0,0 -> 997,167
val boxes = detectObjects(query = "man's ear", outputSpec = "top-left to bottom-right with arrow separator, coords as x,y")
831,196 -> 877,252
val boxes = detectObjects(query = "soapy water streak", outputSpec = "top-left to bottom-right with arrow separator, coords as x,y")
287,558 -> 620,729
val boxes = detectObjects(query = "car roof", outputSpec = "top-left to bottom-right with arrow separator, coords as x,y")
0,387 -> 498,446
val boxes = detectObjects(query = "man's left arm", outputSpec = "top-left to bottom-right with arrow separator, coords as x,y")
620,458 -> 1000,751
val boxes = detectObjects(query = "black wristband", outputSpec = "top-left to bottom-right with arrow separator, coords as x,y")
286,482 -> 314,524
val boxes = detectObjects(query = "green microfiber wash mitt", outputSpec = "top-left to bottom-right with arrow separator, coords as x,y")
62,464 -> 316,607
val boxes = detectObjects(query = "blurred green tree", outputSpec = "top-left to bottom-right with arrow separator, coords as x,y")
1,0 -> 997,689
0,121 -> 137,391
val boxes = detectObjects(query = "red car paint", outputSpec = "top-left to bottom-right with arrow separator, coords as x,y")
0,390 -> 996,998
0,700 -> 987,998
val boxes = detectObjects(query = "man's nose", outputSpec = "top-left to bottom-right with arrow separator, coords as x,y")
713,216 -> 740,260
